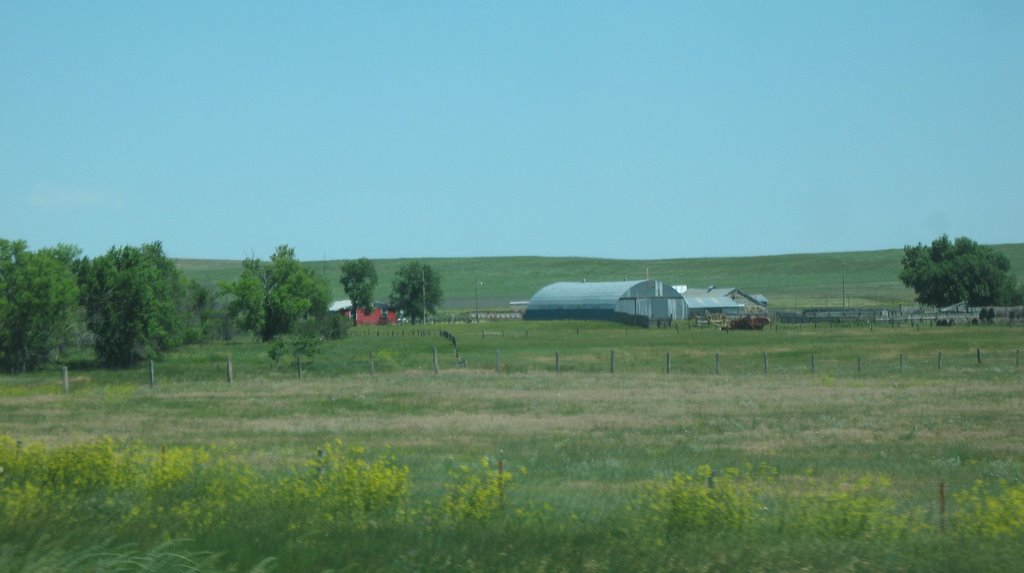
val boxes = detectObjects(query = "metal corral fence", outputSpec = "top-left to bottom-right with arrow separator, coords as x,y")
773,306 -> 1024,326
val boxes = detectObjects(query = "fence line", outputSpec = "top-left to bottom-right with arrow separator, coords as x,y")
47,346 -> 1023,390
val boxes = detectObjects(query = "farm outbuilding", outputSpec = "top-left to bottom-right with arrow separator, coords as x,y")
329,300 -> 398,325
681,289 -> 744,318
523,280 -> 685,326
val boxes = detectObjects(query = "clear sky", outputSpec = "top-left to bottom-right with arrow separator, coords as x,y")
2,1 -> 1021,261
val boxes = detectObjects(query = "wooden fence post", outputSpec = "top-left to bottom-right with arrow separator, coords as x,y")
555,350 -> 560,374
369,352 -> 375,375
715,352 -> 720,375
940,481 -> 946,532
976,348 -> 982,365
62,366 -> 69,394
496,350 -> 501,374
810,354 -> 816,374
938,352 -> 942,370
665,352 -> 671,375
610,350 -> 615,374
148,360 -> 155,388
432,347 -> 439,374
763,352 -> 768,375
227,358 -> 233,383
497,457 -> 506,508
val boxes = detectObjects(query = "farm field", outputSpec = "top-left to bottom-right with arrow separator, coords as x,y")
2,321 -> 1023,571
175,243 -> 1024,311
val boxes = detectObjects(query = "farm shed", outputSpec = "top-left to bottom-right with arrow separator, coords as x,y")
329,300 -> 398,325
681,288 -> 745,318
523,280 -> 685,326
719,288 -> 768,312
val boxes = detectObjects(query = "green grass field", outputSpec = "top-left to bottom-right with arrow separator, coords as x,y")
176,243 -> 1024,310
5,245 -> 1024,571
3,319 -> 1023,571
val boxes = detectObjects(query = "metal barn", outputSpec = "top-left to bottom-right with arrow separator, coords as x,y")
681,288 -> 745,318
523,280 -> 685,326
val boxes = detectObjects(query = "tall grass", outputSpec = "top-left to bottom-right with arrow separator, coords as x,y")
2,433 -> 1023,572
2,321 -> 1023,570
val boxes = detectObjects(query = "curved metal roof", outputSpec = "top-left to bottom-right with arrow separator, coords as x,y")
527,281 -> 644,310
526,280 -> 681,310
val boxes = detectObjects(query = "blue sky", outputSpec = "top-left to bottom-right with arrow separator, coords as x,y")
2,1 -> 1021,261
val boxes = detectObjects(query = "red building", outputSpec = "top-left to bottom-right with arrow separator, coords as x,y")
330,300 -> 398,325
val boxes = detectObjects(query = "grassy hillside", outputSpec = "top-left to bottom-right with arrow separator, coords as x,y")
176,243 -> 1024,311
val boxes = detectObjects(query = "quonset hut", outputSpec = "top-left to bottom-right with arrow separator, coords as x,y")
523,280 -> 685,327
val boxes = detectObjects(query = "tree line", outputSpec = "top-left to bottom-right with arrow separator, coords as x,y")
4,233 -> 1019,373
0,239 -> 441,373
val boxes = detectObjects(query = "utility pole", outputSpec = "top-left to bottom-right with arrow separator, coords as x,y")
475,280 -> 483,323
842,262 -> 847,309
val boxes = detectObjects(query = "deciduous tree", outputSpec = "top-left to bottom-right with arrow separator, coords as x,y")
78,242 -> 190,367
222,245 -> 331,341
0,239 -> 82,371
899,235 -> 1023,307
339,258 -> 378,325
389,261 -> 442,324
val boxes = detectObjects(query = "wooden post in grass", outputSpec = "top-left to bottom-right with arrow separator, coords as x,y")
811,354 -> 816,374
610,350 -> 615,374
938,352 -> 942,370
555,351 -> 560,374
496,350 -> 501,374
940,481 -> 946,532
976,348 -> 981,365
432,347 -> 439,374
369,352 -> 375,375
497,457 -> 506,508
763,353 -> 768,375
62,366 -> 69,394
148,360 -> 155,388
227,358 -> 233,383
665,352 -> 671,375
715,353 -> 720,375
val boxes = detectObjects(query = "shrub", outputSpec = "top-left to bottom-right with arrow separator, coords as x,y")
120,445 -> 261,541
785,475 -> 919,540
954,480 -> 1024,538
440,457 -> 515,523
632,464 -> 766,540
273,440 -> 410,534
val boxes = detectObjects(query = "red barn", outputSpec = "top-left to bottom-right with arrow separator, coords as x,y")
330,300 -> 398,325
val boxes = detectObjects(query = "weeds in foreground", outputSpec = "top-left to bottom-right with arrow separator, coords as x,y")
1,435 -> 1022,571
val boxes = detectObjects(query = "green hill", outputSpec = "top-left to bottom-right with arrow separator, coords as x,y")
176,243 -> 1024,311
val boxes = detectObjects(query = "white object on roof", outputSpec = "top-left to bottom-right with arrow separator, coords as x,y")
329,300 -> 353,312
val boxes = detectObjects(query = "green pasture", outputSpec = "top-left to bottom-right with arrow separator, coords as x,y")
176,243 -> 1024,310
4,321 -> 1024,570
4,323 -> 1023,490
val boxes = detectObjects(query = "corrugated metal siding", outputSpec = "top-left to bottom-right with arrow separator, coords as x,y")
525,280 -> 685,323
527,281 -> 648,312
